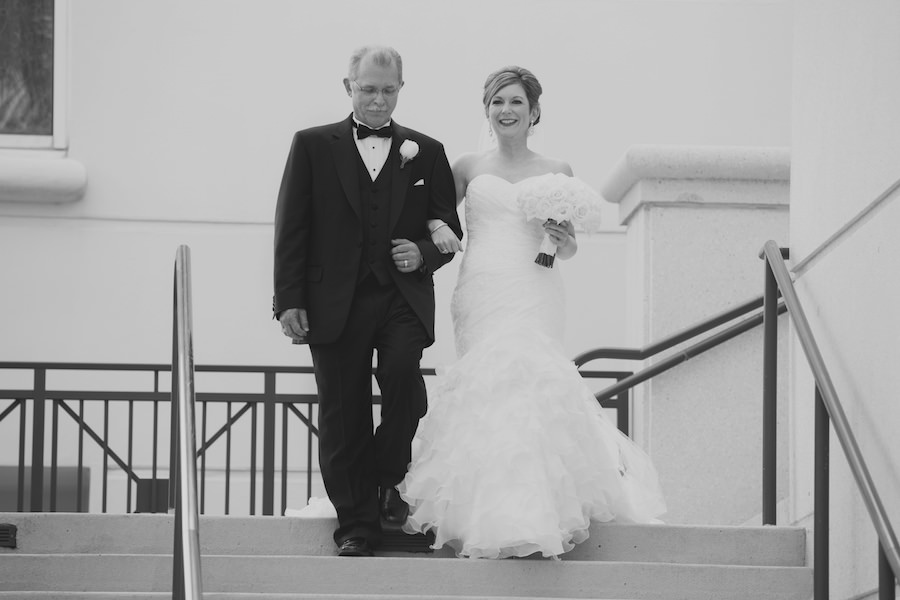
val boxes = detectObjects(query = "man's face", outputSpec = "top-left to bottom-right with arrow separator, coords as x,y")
344,54 -> 402,129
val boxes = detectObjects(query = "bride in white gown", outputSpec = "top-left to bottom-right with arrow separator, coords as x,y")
398,66 -> 665,559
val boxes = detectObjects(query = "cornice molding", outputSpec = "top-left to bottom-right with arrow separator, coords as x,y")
0,155 -> 87,204
602,145 -> 790,206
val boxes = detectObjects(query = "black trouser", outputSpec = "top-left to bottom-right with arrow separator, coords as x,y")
310,279 -> 429,547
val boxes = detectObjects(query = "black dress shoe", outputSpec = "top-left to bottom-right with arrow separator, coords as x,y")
379,486 -> 409,524
338,537 -> 373,557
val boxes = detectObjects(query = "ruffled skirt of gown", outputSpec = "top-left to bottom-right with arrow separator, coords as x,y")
398,327 -> 666,559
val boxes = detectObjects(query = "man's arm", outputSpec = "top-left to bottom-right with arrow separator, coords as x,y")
273,132 -> 312,317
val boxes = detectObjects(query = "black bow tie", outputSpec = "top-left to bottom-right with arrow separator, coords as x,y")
356,123 -> 393,139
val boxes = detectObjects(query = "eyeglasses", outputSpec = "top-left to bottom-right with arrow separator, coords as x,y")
351,80 -> 401,99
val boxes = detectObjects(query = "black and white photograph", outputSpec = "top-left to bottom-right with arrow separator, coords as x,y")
1,1 -> 897,598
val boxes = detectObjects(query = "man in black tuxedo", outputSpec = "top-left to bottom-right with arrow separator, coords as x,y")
273,46 -> 462,557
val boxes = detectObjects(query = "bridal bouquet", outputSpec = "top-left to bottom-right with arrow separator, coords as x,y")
517,173 -> 604,267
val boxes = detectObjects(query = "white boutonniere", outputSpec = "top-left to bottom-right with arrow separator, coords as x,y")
399,139 -> 419,169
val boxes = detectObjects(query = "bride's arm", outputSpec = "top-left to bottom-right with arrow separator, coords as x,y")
427,218 -> 462,254
426,153 -> 476,254
452,152 -> 477,206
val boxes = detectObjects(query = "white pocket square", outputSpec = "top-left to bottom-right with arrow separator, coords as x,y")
414,179 -> 425,186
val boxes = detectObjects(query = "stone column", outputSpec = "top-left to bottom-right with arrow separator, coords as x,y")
601,145 -> 790,525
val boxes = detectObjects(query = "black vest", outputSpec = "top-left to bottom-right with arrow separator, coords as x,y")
356,151 -> 393,286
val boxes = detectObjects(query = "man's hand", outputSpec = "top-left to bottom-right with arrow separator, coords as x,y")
279,308 -> 309,343
391,239 -> 423,273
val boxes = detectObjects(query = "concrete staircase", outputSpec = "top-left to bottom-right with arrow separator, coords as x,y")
0,512 -> 813,599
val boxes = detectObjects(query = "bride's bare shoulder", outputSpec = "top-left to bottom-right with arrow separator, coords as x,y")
452,151 -> 496,184
453,151 -> 490,172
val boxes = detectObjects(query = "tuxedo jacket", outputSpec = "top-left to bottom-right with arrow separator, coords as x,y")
273,115 -> 463,345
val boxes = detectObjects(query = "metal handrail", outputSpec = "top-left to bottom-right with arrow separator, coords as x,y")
761,240 -> 899,597
171,245 -> 202,600
573,295 -> 768,366
574,295 -> 786,403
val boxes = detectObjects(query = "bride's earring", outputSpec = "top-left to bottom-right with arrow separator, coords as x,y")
488,123 -> 494,138
528,120 -> 535,136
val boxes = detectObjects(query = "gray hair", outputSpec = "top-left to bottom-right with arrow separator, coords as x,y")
347,46 -> 403,83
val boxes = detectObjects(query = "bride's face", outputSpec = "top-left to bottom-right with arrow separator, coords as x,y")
487,83 -> 537,138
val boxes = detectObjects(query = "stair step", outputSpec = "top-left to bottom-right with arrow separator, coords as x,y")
382,520 -> 435,553
0,512 -> 807,566
0,554 -> 813,599
1,594 -> 614,600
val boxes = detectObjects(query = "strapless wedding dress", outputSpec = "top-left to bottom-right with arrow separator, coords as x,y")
398,174 -> 666,559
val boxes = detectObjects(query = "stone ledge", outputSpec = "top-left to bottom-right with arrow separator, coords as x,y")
0,154 -> 87,204
601,145 -> 790,226
602,145 -> 791,205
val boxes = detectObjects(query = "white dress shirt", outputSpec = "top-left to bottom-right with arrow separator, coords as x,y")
352,117 -> 393,181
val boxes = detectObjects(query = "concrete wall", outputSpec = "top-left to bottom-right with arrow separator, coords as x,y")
0,0 -> 794,515
602,145 -> 791,525
790,1 -> 900,597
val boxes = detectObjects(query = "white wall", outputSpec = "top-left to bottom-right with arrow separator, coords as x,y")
0,0 -> 792,364
0,0 -> 793,515
790,0 -> 900,597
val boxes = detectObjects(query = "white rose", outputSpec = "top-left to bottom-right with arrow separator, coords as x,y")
399,139 -> 419,168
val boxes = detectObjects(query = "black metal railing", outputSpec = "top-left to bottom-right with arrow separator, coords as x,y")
0,369 -> 628,516
0,362 -> 314,515
0,364 -> 170,513
574,294 -> 787,404
761,240 -> 898,600
170,245 -> 202,599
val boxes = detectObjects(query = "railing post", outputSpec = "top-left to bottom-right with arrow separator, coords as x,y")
30,368 -> 47,512
762,259 -> 779,525
50,400 -> 59,511
815,386 -> 830,600
880,542 -> 896,600
171,244 -> 202,600
281,403 -> 288,516
18,399 -> 27,511
169,328 -> 179,512
262,371 -> 276,516
307,402 -> 314,502
173,503 -> 185,600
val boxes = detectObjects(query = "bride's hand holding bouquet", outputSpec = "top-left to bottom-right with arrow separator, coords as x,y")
541,219 -> 574,262
517,173 -> 604,267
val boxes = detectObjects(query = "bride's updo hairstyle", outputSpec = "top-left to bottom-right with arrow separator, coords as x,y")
482,66 -> 543,125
